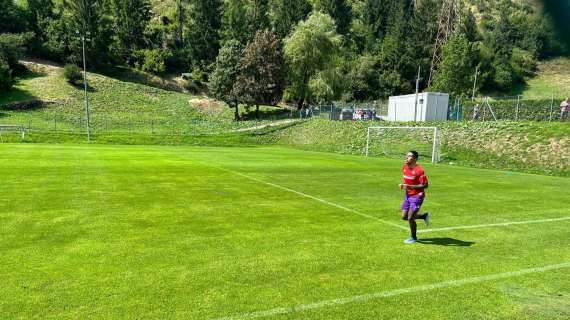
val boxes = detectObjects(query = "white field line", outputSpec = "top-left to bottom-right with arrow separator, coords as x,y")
419,216 -> 570,233
213,262 -> 570,320
222,168 -> 407,231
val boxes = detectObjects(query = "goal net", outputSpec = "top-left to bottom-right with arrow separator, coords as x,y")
0,125 -> 25,142
365,126 -> 440,163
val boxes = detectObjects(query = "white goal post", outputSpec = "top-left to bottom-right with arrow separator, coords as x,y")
365,126 -> 440,163
0,125 -> 25,142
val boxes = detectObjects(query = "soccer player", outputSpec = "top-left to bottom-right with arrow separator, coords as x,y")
399,150 -> 431,244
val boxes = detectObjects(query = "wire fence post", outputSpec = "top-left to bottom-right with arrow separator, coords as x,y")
549,94 -> 554,122
515,95 -> 521,121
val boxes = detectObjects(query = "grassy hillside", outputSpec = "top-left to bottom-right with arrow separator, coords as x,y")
254,119 -> 570,176
519,57 -> 570,99
0,62 -> 291,141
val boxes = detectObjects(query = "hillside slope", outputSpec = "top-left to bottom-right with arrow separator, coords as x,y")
255,119 -> 570,176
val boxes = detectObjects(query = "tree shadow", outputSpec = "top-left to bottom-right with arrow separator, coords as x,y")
417,237 -> 475,247
70,82 -> 97,93
0,87 -> 38,106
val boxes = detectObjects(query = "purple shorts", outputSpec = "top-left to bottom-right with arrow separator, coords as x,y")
401,193 -> 424,213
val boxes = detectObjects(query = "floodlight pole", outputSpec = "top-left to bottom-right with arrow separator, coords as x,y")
77,31 -> 91,142
471,65 -> 479,102
414,66 -> 421,122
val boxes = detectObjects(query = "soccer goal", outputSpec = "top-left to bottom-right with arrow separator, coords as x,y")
0,125 -> 25,142
365,126 -> 440,163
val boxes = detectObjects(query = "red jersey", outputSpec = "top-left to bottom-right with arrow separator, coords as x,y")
402,164 -> 428,196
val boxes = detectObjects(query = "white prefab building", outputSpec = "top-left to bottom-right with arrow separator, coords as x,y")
387,92 -> 449,121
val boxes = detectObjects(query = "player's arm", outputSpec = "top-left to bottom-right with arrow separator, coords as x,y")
405,182 -> 428,189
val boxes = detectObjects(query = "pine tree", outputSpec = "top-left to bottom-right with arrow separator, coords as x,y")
187,0 -> 223,67
220,0 -> 250,44
312,0 -> 352,35
270,0 -> 311,39
112,0 -> 152,61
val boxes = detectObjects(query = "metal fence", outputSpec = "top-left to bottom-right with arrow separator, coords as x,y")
0,109 -> 286,138
449,96 -> 568,122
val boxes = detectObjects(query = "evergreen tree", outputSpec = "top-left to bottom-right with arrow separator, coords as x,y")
63,0 -> 113,65
312,0 -> 352,35
249,0 -> 270,36
27,0 -> 54,42
430,34 -> 476,97
377,0 -> 413,96
187,0 -> 223,67
112,0 -> 152,62
362,0 -> 389,51
220,0 -> 250,44
270,0 -> 311,39
0,0 -> 27,33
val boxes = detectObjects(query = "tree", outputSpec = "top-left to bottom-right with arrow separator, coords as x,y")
220,0 -> 250,44
233,29 -> 284,118
270,0 -> 311,39
362,0 -> 390,51
0,57 -> 13,92
209,40 -> 243,120
377,0 -> 413,96
64,0 -> 113,65
112,0 -> 152,62
283,12 -> 341,108
312,0 -> 352,35
0,33 -> 30,91
0,0 -> 28,33
27,0 -> 54,43
249,0 -> 270,36
430,34 -> 475,97
187,0 -> 223,67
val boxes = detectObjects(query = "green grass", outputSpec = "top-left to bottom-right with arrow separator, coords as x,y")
519,57 -> 570,99
0,62 -> 291,136
1,143 -> 570,319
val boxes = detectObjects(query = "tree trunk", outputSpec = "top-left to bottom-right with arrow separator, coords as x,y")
233,102 -> 240,121
256,104 -> 259,120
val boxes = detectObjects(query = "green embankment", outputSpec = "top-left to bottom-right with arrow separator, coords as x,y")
1,61 -> 569,176
255,119 -> 570,176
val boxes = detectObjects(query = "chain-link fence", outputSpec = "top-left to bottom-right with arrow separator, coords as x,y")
449,96 -> 569,122
0,108 -> 291,139
303,101 -> 388,121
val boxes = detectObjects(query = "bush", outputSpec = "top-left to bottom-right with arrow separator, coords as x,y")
132,49 -> 166,74
63,64 -> 82,84
0,57 -> 13,92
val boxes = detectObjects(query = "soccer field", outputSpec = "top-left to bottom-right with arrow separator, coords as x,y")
1,144 -> 569,319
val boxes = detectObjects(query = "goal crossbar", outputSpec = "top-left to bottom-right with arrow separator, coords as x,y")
0,125 -> 25,141
365,126 -> 439,163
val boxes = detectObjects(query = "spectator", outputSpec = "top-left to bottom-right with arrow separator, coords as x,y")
472,104 -> 481,121
560,98 -> 569,121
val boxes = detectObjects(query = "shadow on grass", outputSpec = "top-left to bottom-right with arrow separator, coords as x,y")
71,82 -> 97,93
417,237 -> 475,247
0,87 -> 38,106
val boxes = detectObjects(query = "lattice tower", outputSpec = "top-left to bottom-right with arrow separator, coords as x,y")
427,0 -> 461,87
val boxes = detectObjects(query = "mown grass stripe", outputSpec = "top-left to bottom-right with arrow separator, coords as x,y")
214,262 -> 570,320
218,167 -> 407,231
419,216 -> 570,233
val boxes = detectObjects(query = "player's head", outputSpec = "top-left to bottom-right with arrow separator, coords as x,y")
405,150 -> 419,164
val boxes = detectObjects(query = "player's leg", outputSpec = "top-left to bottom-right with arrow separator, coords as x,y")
407,209 -> 417,241
412,194 -> 431,227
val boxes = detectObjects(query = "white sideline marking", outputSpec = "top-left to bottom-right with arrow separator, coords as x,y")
223,169 -> 407,231
213,262 -> 570,320
419,216 -> 570,233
